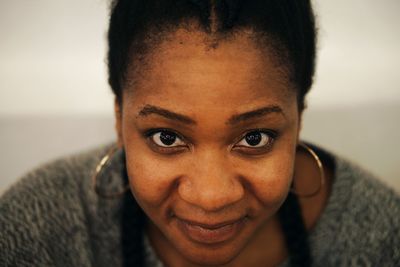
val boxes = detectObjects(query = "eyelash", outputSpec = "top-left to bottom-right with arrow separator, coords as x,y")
233,129 -> 277,155
144,128 -> 189,154
143,128 -> 278,155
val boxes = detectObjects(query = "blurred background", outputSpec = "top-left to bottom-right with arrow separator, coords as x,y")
0,0 -> 399,194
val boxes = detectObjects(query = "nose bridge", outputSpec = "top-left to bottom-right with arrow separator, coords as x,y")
178,148 -> 244,211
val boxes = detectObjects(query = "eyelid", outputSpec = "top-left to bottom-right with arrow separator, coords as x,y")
144,128 -> 184,139
234,129 -> 277,144
143,128 -> 190,151
232,128 -> 278,153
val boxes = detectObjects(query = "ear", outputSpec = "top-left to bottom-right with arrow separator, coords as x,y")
114,98 -> 124,148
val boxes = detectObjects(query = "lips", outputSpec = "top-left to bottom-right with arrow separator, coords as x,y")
176,217 -> 246,245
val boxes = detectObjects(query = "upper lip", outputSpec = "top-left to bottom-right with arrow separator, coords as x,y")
177,217 -> 246,230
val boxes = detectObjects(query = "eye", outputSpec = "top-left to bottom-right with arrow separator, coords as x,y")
235,130 -> 276,148
149,130 -> 186,148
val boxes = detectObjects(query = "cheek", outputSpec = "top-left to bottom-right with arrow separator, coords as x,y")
125,149 -> 179,208
239,150 -> 295,208
121,122 -> 178,208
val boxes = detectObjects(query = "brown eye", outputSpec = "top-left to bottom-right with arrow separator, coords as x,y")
235,130 -> 274,148
151,130 -> 186,147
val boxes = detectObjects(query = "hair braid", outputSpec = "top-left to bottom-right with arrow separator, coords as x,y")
278,193 -> 312,267
121,165 -> 146,267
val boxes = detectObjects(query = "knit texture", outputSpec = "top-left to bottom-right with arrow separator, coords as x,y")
1,143 -> 399,266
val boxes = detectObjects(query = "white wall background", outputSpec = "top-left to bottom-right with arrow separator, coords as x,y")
312,0 -> 400,107
1,0 -> 399,193
0,0 -> 112,116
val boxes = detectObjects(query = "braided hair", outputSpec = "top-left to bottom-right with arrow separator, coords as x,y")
110,1 -> 317,266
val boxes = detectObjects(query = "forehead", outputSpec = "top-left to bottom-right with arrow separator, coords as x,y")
124,27 -> 296,116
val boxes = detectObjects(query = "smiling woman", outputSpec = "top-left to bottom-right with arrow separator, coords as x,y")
1,1 -> 399,267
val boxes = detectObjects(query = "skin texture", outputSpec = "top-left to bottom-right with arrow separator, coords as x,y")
115,26 -> 331,267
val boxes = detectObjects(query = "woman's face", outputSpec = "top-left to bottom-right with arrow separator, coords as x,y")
116,28 -> 300,265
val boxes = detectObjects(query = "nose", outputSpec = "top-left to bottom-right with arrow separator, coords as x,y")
178,150 -> 244,212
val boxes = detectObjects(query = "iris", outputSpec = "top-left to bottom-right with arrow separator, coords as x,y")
245,131 -> 262,146
160,131 -> 177,146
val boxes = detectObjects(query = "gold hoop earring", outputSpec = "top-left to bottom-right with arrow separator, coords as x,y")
291,142 -> 325,198
92,145 -> 130,198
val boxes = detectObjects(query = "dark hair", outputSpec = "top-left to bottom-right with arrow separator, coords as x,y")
110,1 -> 317,266
107,0 -> 317,111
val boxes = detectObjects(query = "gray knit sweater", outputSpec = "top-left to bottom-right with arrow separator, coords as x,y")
1,144 -> 399,267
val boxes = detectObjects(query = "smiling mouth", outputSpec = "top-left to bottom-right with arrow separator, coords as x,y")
176,217 -> 247,245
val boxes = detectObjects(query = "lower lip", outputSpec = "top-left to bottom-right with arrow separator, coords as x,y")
176,218 -> 246,245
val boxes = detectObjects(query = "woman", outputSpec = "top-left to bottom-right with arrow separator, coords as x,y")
1,1 -> 399,266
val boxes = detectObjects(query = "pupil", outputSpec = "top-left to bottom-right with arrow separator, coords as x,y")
245,132 -> 261,146
160,131 -> 176,146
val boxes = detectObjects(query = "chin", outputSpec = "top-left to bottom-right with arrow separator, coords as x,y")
168,230 -> 253,267
180,244 -> 243,266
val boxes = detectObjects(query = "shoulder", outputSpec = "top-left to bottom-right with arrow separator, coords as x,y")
1,143 -> 111,210
335,157 -> 400,232
339,159 -> 399,249
0,144 -> 112,266
314,150 -> 400,266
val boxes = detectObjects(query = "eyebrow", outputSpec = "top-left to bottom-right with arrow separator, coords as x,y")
227,105 -> 284,125
138,105 -> 196,125
138,104 -> 284,125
